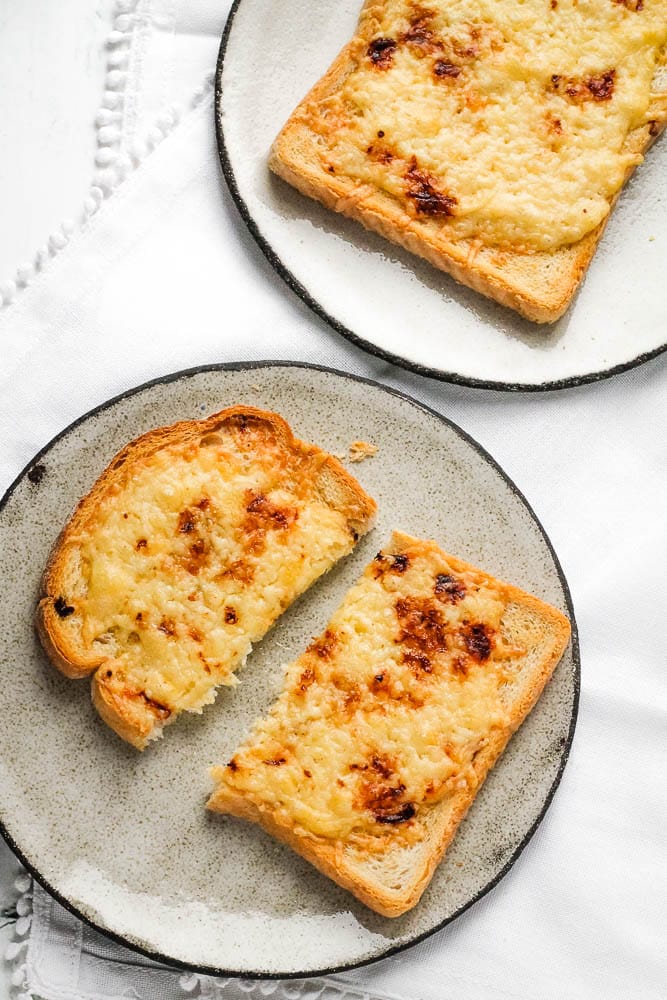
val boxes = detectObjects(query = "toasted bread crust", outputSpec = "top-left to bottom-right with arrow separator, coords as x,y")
208,531 -> 571,916
269,3 -> 667,323
36,405 -> 376,749
90,665 -> 172,750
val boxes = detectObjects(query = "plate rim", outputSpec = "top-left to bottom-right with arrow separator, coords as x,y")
215,0 -> 666,394
0,360 -> 581,980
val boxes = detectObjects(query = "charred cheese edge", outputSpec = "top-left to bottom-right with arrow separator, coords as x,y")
37,407 -> 376,747
210,532 -> 570,849
289,0 -> 667,252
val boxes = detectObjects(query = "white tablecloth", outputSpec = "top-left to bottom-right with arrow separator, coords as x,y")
0,3 -> 665,999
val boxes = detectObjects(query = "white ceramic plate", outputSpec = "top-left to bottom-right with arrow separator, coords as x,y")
216,0 -> 666,391
0,363 -> 579,977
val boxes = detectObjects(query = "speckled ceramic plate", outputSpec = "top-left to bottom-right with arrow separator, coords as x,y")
0,363 -> 579,978
216,0 -> 667,391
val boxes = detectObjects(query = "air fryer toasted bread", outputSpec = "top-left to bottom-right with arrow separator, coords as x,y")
208,531 -> 571,916
36,406 -> 376,749
270,0 -> 667,322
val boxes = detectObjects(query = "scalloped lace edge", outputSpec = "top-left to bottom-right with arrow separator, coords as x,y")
0,0 -> 214,312
4,872 -> 403,1000
3,868 -> 33,999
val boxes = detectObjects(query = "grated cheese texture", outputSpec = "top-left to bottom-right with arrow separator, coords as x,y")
70,415 -> 359,713
220,537 -> 527,844
306,0 -> 667,251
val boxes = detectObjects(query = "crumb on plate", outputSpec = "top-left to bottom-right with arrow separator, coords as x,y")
349,440 -> 378,463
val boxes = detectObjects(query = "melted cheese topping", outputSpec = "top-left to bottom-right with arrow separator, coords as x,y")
307,0 -> 667,251
71,419 -> 356,712
219,540 -> 525,843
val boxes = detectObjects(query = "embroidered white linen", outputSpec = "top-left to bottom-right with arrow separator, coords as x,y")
0,88 -> 665,1000
0,0 -> 224,304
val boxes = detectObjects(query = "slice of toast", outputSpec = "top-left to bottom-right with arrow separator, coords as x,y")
208,531 -> 571,916
36,406 -> 376,749
270,0 -> 667,322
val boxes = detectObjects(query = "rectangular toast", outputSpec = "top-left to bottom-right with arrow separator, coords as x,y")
270,0 -> 667,322
208,531 -> 571,917
36,406 -> 376,749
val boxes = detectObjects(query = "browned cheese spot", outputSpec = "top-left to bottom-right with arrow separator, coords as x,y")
243,490 -> 298,538
360,778 -> 415,823
395,596 -> 448,679
158,617 -> 176,637
296,666 -> 316,695
370,671 -> 389,693
614,0 -> 643,9
189,627 -> 203,642
368,754 -> 393,778
178,510 -> 196,534
263,757 -> 287,766
351,752 -> 415,823
461,622 -> 495,662
402,650 -> 433,675
331,673 -> 362,714
306,628 -> 339,660
433,59 -> 462,79
176,502 -> 214,576
135,537 -> 148,551
405,158 -> 458,217
219,490 -> 298,585
366,142 -> 396,164
219,559 -> 255,585
224,606 -> 238,625
547,113 -> 564,134
434,572 -> 467,603
185,538 -> 208,574
551,69 -> 616,103
372,551 -> 410,578
451,654 -> 470,678
402,9 -> 440,54
367,37 -> 398,69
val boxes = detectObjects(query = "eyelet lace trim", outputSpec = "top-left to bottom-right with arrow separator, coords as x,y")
0,0 -> 214,311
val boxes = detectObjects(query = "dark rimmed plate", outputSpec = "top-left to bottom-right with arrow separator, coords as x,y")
216,0 -> 666,391
0,362 -> 579,977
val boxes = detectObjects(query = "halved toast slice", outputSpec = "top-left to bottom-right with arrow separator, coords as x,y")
36,406 -> 376,749
208,531 -> 571,916
270,0 -> 667,322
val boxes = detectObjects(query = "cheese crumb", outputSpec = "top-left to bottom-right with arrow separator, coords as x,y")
349,441 -> 378,463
